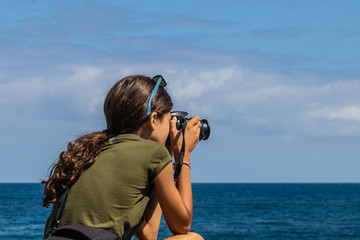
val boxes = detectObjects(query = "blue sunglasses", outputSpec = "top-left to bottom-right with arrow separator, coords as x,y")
146,75 -> 167,115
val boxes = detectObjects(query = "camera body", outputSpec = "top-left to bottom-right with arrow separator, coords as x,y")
171,111 -> 210,141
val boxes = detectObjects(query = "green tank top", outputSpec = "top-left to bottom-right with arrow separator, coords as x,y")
44,134 -> 172,237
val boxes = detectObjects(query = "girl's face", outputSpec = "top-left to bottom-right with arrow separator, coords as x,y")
150,112 -> 171,145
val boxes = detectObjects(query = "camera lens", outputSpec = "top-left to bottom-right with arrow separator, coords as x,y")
199,119 -> 210,140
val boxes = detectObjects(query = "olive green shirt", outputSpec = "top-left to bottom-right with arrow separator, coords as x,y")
44,134 -> 172,238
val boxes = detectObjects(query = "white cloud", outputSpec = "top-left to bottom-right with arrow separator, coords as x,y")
66,66 -> 103,83
169,67 -> 240,100
0,77 -> 47,105
0,65 -> 109,121
309,106 -> 360,121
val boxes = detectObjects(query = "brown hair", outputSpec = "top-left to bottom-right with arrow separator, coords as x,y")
42,75 -> 173,207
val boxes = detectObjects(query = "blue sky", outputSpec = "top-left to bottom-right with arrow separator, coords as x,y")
1,0 -> 360,182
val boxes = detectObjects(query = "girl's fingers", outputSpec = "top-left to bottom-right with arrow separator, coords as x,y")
196,127 -> 201,136
187,116 -> 200,126
169,117 -> 178,133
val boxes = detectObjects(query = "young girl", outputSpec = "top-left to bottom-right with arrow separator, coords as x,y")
42,75 -> 204,240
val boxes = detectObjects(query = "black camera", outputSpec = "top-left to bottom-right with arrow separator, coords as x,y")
171,111 -> 210,141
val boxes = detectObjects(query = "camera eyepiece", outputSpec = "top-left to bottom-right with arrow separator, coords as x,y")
171,111 -> 210,141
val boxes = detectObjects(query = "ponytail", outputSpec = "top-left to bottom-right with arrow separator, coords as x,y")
41,132 -> 110,208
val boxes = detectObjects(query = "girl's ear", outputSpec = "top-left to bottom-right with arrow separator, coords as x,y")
147,112 -> 158,130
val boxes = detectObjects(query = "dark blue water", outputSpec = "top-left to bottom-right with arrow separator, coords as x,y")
1,183 -> 360,240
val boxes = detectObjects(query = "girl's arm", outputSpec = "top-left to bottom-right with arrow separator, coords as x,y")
153,116 -> 200,234
135,116 -> 200,237
134,190 -> 162,240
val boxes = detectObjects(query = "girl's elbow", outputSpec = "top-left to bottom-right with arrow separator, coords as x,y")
181,225 -> 191,234
142,233 -> 158,240
141,230 -> 158,240
166,211 -> 193,234
169,224 -> 191,235
138,232 -> 158,240
135,225 -> 158,240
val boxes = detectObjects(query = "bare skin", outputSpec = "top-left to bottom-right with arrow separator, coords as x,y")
134,112 -> 204,240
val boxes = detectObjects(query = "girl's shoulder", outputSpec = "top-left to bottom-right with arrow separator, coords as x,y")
103,133 -> 167,156
111,133 -> 162,147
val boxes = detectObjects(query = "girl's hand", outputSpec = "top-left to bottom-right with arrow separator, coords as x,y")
184,116 -> 200,154
169,117 -> 183,158
169,116 -> 200,158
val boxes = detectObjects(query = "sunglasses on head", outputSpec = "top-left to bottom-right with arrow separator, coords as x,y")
146,75 -> 167,115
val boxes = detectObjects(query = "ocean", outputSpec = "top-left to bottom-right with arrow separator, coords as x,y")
0,183 -> 359,240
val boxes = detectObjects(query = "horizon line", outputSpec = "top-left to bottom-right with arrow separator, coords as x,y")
1,181 -> 360,184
